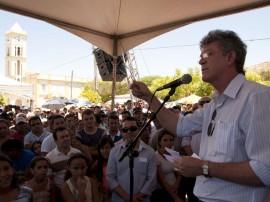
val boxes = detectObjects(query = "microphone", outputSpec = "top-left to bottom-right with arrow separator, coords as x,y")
156,74 -> 192,91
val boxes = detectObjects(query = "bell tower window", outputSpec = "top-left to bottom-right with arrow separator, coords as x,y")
18,47 -> 21,56
17,60 -> 20,75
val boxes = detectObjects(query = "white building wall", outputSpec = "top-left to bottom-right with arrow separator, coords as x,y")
23,72 -> 90,108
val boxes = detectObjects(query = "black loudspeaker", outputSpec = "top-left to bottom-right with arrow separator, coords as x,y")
93,48 -> 127,82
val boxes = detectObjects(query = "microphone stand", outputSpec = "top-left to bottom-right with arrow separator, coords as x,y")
119,87 -> 177,202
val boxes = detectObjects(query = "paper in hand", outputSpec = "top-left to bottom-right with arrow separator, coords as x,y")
163,147 -> 181,163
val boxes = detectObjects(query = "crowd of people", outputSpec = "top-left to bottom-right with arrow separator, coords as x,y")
0,95 -> 200,202
0,29 -> 269,202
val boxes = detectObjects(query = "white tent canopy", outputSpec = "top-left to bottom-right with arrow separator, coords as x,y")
0,0 -> 269,57
1,0 -> 269,106
0,75 -> 32,98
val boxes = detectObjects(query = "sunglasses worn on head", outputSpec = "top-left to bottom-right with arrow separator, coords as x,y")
122,126 -> 138,133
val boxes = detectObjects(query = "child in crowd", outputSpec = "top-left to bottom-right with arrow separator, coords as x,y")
31,141 -> 42,155
0,154 -> 33,202
25,156 -> 57,202
91,136 -> 114,202
61,153 -> 100,202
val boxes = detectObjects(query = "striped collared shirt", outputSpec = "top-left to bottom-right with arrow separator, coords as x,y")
177,74 -> 270,201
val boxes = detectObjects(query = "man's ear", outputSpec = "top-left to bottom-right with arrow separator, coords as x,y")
227,51 -> 237,65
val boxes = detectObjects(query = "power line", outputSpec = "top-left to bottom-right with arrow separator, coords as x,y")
133,37 -> 270,51
34,36 -> 270,75
33,55 -> 91,74
2,37 -> 270,75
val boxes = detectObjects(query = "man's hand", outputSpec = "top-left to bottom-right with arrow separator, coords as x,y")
173,156 -> 203,177
130,80 -> 153,101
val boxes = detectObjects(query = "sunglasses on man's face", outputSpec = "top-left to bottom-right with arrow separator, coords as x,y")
122,126 -> 138,133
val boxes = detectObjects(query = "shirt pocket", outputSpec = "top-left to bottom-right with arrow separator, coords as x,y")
211,121 -> 244,161
137,161 -> 148,175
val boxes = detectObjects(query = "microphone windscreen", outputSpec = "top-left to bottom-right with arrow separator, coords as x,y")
182,74 -> 192,84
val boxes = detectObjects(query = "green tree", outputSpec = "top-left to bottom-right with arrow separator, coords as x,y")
144,67 -> 215,101
81,89 -> 101,105
140,76 -> 162,86
0,93 -> 6,105
81,79 -> 130,104
257,70 -> 270,81
245,71 -> 261,82
97,80 -> 130,102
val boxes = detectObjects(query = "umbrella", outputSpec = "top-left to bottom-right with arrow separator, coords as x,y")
51,96 -> 73,105
177,94 -> 201,105
41,99 -> 66,110
72,97 -> 92,107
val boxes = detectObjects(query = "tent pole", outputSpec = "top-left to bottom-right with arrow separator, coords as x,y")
111,38 -> 118,110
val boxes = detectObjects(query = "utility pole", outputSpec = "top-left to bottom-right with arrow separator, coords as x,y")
70,70 -> 73,100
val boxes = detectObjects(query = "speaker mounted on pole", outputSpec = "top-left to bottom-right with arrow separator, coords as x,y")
93,48 -> 127,82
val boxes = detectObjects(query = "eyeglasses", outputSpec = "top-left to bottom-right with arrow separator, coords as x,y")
207,109 -> 217,136
122,126 -> 138,133
199,100 -> 210,106
198,49 -> 214,63
200,49 -> 213,60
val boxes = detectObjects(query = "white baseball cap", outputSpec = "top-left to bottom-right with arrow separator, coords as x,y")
15,117 -> 27,125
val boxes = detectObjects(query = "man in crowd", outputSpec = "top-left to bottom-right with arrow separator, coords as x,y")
130,30 -> 270,201
77,109 -> 105,159
1,138 -> 35,184
24,116 -> 51,149
132,107 -> 144,126
107,116 -> 157,202
125,99 -> 134,114
46,126 -> 80,188
103,114 -> 123,143
11,116 -> 29,143
41,115 -> 66,155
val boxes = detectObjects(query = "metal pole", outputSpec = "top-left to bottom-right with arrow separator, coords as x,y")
70,70 -> 73,100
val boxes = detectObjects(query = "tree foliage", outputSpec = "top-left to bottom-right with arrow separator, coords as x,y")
0,93 -> 6,106
82,80 -> 130,104
81,67 -> 269,105
81,87 -> 101,105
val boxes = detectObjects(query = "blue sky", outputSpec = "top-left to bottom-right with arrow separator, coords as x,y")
0,6 -> 270,79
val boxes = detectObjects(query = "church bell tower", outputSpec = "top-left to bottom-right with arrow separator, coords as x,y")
5,22 -> 28,82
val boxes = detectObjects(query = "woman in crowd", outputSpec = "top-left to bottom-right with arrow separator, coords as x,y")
152,129 -> 183,202
91,136 -> 114,202
0,154 -> 33,202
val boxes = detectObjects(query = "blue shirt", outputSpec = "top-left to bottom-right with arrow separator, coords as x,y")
24,129 -> 51,146
106,140 -> 157,202
177,74 -> 270,201
13,150 -> 35,184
